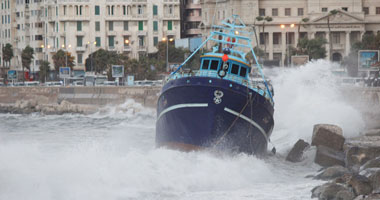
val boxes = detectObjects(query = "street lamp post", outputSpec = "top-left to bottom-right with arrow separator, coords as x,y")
280,24 -> 295,67
88,41 -> 97,74
162,37 -> 174,72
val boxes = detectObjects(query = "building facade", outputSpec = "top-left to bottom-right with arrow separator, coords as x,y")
200,0 -> 380,66
181,0 -> 202,38
0,0 -> 181,75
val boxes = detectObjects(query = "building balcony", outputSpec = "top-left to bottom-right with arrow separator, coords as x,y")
185,3 -> 201,9
165,30 -> 176,36
122,31 -> 132,35
185,28 -> 201,35
137,31 -> 147,36
273,44 -> 282,51
76,46 -> 86,51
107,46 -> 117,51
48,48 -> 57,52
163,14 -> 180,19
76,31 -> 85,36
132,14 -> 148,19
186,16 -> 201,22
332,43 -> 345,50
123,46 -> 132,51
137,46 -> 147,51
107,31 -> 117,36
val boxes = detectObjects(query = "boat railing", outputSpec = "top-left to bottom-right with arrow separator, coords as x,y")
169,70 -> 273,104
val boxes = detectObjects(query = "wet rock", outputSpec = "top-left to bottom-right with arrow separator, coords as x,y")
335,189 -> 355,200
368,169 -> 380,194
360,157 -> 380,171
362,129 -> 380,137
312,124 -> 345,151
345,137 -> 380,168
286,139 -> 310,162
335,173 -> 354,185
348,174 -> 373,196
354,194 -> 380,200
311,182 -> 347,199
314,165 -> 350,180
315,145 -> 345,167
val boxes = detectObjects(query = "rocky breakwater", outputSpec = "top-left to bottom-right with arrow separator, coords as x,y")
0,99 -> 98,115
285,124 -> 380,200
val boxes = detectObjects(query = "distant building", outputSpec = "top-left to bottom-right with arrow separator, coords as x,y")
0,0 -> 181,75
180,0 -> 201,38
200,0 -> 380,66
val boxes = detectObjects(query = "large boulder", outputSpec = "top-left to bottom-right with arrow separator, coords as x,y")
315,145 -> 345,167
360,157 -> 380,171
286,139 -> 310,162
312,124 -> 345,151
335,189 -> 355,200
314,165 -> 350,180
311,182 -> 347,199
344,137 -> 380,169
362,129 -> 380,137
368,169 -> 380,194
354,194 -> 380,200
348,174 -> 373,196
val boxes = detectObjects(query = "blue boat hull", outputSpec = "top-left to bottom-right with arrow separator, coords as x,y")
156,76 -> 274,155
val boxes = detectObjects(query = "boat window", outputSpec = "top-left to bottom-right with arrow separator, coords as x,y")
240,67 -> 247,77
202,60 -> 210,70
210,60 -> 219,70
231,63 -> 240,75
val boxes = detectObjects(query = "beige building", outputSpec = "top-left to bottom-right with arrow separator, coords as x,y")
0,0 -> 181,75
200,0 -> 380,66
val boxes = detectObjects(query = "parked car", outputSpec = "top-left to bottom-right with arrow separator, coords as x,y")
103,81 -> 117,86
24,81 -> 40,86
72,81 -> 84,86
44,81 -> 63,87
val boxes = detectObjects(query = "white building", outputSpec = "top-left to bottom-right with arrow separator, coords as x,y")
0,0 -> 181,75
200,0 -> 380,66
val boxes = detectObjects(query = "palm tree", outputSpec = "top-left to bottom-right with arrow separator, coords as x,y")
52,49 -> 75,72
297,18 -> 309,45
256,16 -> 273,60
327,9 -> 338,60
2,43 -> 13,68
21,45 -> 34,82
39,60 -> 50,83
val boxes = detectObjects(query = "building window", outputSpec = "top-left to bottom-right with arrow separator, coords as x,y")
123,5 -> 126,15
272,8 -> 278,16
109,21 -> 113,31
138,5 -> 143,14
95,5 -> 100,15
108,36 -> 114,47
123,21 -> 128,31
78,53 -> 83,64
273,33 -> 281,45
342,7 -> 348,12
332,32 -> 340,44
95,21 -> 100,31
80,5 -> 83,15
376,7 -> 380,14
63,5 -> 66,15
138,21 -> 143,31
111,5 -> 114,15
259,8 -> 265,16
285,8 -> 291,16
153,36 -> 158,46
138,36 -> 144,46
153,5 -> 157,15
298,8 -> 304,16
77,36 -> 83,47
168,21 -> 172,30
76,5 -> 78,15
95,37 -> 100,47
169,5 -> 173,14
77,21 -> 82,31
153,21 -> 158,31
56,6 -> 58,16
363,7 -> 369,15
322,7 -> 328,12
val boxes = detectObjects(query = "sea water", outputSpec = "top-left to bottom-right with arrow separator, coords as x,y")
0,60 -> 365,200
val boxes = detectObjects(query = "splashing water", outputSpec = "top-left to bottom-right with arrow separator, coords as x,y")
0,60 -> 364,200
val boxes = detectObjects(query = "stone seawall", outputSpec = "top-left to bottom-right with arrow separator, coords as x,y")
0,86 -> 161,108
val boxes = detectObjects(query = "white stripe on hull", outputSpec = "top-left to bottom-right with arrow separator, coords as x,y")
157,103 -> 208,121
224,107 -> 269,142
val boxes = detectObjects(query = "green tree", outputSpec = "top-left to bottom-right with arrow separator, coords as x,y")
85,49 -> 121,74
52,49 -> 75,72
39,60 -> 50,83
2,43 -> 13,68
327,9 -> 338,60
21,45 -> 34,82
297,37 -> 327,60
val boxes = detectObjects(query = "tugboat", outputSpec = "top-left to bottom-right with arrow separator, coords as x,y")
156,15 -> 274,155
